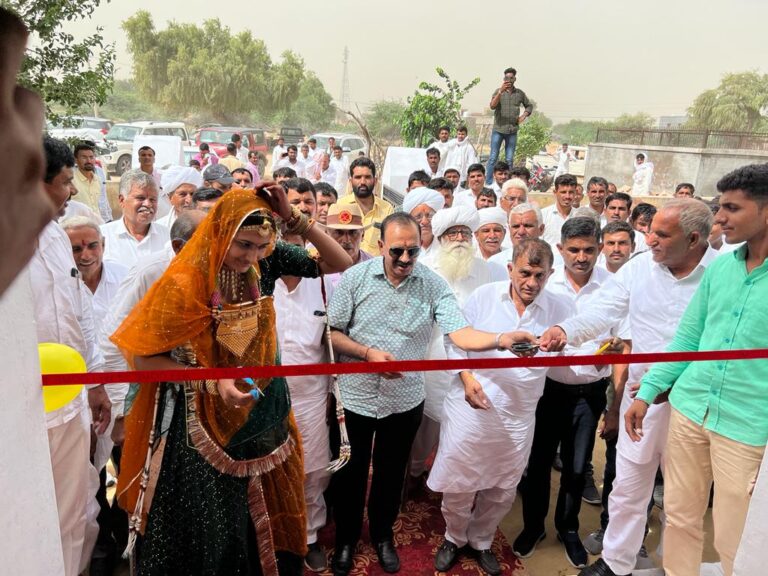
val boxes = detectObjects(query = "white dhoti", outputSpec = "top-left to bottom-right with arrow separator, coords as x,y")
47,407 -> 99,576
275,276 -> 332,547
429,377 -> 541,551
289,372 -> 331,546
602,391 -> 669,575
305,468 -> 331,544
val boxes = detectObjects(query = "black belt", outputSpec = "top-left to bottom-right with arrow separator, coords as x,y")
544,377 -> 610,398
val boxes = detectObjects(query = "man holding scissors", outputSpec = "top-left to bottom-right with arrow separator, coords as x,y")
540,199 -> 717,576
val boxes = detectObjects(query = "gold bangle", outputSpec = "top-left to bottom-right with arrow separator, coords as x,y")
286,211 -> 312,236
286,205 -> 302,228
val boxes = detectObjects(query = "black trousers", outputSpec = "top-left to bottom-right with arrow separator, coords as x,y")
330,402 -> 424,546
600,436 -> 617,530
521,377 -> 608,535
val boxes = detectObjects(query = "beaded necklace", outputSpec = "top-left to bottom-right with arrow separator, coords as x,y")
211,265 -> 261,310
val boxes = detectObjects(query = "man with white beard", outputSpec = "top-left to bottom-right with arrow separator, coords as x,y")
409,205 -> 493,482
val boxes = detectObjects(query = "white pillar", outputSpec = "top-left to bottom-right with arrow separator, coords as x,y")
0,270 -> 64,574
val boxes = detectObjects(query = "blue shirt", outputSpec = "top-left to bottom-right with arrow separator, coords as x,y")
328,257 -> 469,418
638,246 -> 768,446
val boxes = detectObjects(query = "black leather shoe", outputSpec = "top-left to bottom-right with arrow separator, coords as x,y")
558,531 -> 588,568
376,540 -> 400,573
434,539 -> 459,572
331,544 -> 354,575
578,558 -> 631,576
512,529 -> 545,558
473,548 -> 502,576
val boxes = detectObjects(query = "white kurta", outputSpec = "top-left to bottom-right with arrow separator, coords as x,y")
422,254 -> 493,421
632,161 -> 654,195
559,248 -> 719,464
30,221 -> 103,576
271,145 -> 286,170
330,157 -> 350,195
545,266 -> 618,385
445,139 -> 478,181
429,139 -> 455,172
540,203 -> 573,246
452,189 -> 477,209
99,252 -> 172,419
100,218 -> 170,271
275,157 -> 307,178
428,283 -> 574,494
90,261 -> 129,472
274,276 -> 330,474
553,149 -> 573,178
31,222 -> 103,428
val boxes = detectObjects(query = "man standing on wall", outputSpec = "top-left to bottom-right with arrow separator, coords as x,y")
485,67 -> 533,185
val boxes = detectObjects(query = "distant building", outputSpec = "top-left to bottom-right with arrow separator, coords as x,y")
658,115 -> 689,129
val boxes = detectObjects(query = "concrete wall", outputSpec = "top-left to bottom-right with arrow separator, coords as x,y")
585,143 -> 768,196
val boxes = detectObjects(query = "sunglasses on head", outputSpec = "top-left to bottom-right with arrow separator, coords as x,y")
389,246 -> 420,260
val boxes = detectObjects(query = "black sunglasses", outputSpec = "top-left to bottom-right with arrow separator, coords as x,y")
389,246 -> 420,260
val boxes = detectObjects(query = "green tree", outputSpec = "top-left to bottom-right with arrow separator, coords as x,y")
123,12 -> 305,123
274,71 -> 334,131
552,119 -> 601,145
401,67 -> 480,147
610,112 -> 655,130
97,79 -> 160,121
3,0 -> 115,123
365,100 -> 406,142
514,112 -> 552,164
686,71 -> 768,132
553,113 -> 654,145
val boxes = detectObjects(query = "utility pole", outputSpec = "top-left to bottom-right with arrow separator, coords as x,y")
340,46 -> 351,111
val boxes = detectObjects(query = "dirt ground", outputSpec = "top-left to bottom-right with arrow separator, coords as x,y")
499,439 -> 717,576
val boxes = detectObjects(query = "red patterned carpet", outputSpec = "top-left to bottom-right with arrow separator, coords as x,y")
304,479 -> 526,575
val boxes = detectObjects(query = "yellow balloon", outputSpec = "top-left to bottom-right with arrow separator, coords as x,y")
39,343 -> 86,413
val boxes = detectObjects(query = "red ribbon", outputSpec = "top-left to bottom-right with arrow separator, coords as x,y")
41,348 -> 768,386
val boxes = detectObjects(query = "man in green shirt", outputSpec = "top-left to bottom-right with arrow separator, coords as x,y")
485,67 -> 533,185
626,163 -> 768,576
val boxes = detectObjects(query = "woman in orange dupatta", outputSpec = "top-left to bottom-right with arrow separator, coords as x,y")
111,184 -> 352,576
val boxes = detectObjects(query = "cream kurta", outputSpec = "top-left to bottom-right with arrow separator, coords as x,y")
274,276 -> 330,474
428,283 -> 573,493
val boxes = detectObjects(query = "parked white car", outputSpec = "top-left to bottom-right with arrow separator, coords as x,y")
47,116 -> 113,146
101,121 -> 191,175
310,132 -> 368,162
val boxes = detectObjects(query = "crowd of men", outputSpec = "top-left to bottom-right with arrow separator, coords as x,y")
17,57 -> 765,576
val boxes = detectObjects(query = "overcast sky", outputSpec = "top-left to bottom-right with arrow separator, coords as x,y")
62,0 -> 767,124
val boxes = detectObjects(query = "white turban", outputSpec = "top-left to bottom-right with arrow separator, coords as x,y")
431,205 -> 480,238
402,187 -> 444,215
476,206 -> 508,229
160,165 -> 203,196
